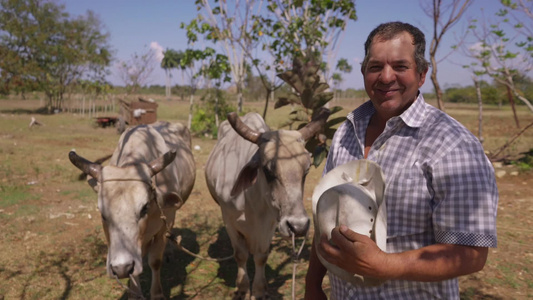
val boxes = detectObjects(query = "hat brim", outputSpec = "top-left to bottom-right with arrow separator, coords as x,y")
312,159 -> 387,286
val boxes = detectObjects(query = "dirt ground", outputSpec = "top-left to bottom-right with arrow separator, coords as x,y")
0,98 -> 532,299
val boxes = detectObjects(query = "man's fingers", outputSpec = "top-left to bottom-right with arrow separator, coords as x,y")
338,224 -> 362,242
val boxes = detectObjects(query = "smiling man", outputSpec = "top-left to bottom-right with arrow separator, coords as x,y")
305,22 -> 498,299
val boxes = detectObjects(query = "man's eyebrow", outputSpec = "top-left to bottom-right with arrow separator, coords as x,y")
393,59 -> 412,65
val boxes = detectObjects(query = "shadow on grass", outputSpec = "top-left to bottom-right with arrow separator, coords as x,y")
205,227 -> 309,299
115,226 -> 310,299
118,228 -> 200,300
460,286 -> 504,299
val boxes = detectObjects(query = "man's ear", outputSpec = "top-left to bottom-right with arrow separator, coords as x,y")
418,67 -> 428,87
162,192 -> 184,210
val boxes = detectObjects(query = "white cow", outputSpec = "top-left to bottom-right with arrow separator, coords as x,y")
205,109 -> 330,299
69,121 -> 195,299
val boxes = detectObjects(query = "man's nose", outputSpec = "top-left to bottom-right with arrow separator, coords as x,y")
378,65 -> 395,84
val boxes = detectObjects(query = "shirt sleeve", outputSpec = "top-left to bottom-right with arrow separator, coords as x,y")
431,137 -> 498,248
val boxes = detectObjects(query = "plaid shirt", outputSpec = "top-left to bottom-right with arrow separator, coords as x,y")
323,94 -> 498,300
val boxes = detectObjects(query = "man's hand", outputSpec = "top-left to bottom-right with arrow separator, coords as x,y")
317,224 -> 388,279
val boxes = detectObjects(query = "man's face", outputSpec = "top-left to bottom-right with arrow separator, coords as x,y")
363,32 -> 427,118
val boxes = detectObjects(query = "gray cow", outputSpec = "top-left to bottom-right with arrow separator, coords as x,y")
205,109 -> 330,299
69,121 -> 195,299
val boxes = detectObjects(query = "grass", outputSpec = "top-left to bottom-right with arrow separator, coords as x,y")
0,95 -> 532,299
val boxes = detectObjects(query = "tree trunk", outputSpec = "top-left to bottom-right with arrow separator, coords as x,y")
188,93 -> 194,129
473,76 -> 484,144
237,85 -> 243,113
430,55 -> 445,111
262,87 -> 271,120
165,69 -> 171,100
506,85 -> 520,128
215,92 -> 219,127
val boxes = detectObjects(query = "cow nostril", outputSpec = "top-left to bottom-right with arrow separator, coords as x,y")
128,261 -> 135,275
111,261 -> 135,278
286,219 -> 310,236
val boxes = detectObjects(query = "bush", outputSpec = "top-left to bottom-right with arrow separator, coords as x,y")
190,88 -> 235,138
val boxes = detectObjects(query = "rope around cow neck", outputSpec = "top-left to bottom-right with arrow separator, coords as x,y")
154,195 -> 234,262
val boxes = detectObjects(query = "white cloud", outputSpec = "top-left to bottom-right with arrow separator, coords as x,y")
150,41 -> 165,63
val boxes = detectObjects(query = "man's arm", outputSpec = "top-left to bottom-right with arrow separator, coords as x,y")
304,236 -> 328,300
318,225 -> 489,282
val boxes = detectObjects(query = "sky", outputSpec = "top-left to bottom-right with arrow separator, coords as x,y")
63,0 -> 508,93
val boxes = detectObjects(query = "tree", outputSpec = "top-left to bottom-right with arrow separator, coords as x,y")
178,47 -> 217,129
464,0 -> 533,114
421,0 -> 473,111
256,0 -> 356,85
161,49 -> 183,100
0,0 -> 112,110
182,0 -> 263,113
274,53 -> 345,167
331,58 -> 352,100
193,53 -> 233,135
117,46 -> 157,95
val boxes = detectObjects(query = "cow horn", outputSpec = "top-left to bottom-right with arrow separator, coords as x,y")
148,149 -> 177,176
298,107 -> 331,141
69,151 -> 102,180
227,112 -> 261,144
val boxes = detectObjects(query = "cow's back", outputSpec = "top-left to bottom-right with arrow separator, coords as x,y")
205,113 -> 268,204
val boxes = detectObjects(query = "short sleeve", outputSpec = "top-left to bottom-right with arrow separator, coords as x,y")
431,138 -> 498,247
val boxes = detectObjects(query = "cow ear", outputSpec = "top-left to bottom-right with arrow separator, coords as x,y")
87,176 -> 100,193
162,192 -> 184,210
231,162 -> 259,197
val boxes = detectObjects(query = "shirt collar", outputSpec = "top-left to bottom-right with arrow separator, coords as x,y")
347,92 -> 427,129
399,93 -> 427,128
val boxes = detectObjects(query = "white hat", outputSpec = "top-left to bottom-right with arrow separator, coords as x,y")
312,159 -> 387,286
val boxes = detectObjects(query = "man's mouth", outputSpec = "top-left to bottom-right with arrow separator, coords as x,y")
376,88 -> 400,95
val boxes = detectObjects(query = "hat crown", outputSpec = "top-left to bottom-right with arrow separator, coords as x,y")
312,159 -> 387,286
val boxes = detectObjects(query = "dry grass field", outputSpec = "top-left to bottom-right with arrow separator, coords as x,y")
0,95 -> 532,299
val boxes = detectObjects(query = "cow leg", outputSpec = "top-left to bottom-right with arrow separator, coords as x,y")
147,234 -> 167,300
127,275 -> 143,300
251,251 -> 269,300
227,229 -> 250,300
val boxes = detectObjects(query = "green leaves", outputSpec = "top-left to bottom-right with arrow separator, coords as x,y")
0,0 -> 112,106
274,54 -> 345,167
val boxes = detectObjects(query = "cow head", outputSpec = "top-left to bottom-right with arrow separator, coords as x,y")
68,150 -> 182,279
228,108 -> 330,238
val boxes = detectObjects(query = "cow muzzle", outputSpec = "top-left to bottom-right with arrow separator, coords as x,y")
279,215 -> 310,237
110,260 -> 136,279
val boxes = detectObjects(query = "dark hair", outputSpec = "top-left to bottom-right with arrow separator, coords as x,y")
361,22 -> 429,74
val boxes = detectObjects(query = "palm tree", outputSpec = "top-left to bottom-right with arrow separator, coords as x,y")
161,49 -> 182,100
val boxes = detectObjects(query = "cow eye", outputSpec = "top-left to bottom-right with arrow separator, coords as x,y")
140,203 -> 149,219
263,166 -> 276,183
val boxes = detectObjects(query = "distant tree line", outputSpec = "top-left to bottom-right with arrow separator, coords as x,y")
0,0 -> 113,112
444,74 -> 533,106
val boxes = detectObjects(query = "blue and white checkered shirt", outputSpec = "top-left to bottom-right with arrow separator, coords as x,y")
323,94 -> 498,300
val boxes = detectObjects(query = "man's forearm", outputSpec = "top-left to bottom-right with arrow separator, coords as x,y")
381,244 -> 489,282
306,237 -> 328,284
